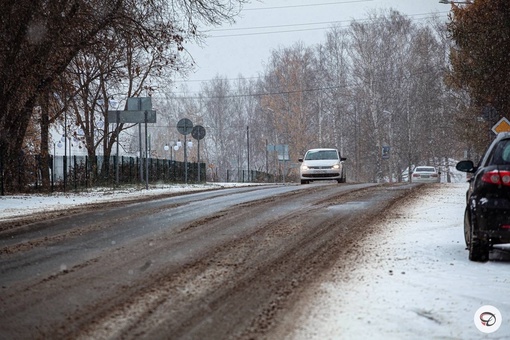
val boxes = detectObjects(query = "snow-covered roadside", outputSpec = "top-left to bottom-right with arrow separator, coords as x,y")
2,181 -> 509,339
286,183 -> 510,340
0,183 -> 260,220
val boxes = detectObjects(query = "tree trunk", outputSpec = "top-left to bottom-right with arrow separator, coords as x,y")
0,100 -> 34,193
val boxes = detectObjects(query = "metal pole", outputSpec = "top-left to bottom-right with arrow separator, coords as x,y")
145,111 -> 149,190
197,139 -> 200,182
116,111 -> 120,185
63,110 -> 67,193
247,126 -> 250,182
265,139 -> 268,174
184,134 -> 188,184
138,97 -> 144,185
139,123 -> 143,183
283,144 -> 286,185
52,143 -> 55,191
69,137 -> 72,190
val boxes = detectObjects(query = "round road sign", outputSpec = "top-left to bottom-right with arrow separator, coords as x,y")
192,125 -> 206,140
177,118 -> 193,135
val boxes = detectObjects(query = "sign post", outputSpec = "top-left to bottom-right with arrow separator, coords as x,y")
107,97 -> 156,189
192,125 -> 206,182
177,118 -> 193,183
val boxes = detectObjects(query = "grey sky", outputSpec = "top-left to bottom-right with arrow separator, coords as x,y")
174,0 -> 451,93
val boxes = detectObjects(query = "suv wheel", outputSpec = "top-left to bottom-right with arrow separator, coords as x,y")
466,207 -> 490,262
469,237 -> 490,262
463,208 -> 471,247
465,206 -> 490,261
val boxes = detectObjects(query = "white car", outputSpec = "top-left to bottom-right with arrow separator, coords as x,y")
298,148 -> 346,184
412,166 -> 440,183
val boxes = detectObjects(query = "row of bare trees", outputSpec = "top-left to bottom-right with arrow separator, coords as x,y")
5,4 -> 495,190
0,0 -> 247,192
154,10 -> 465,183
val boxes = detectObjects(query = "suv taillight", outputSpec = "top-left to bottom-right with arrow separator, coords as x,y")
481,170 -> 510,186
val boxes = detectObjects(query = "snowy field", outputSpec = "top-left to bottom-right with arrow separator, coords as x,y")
285,183 -> 510,340
1,182 -> 509,339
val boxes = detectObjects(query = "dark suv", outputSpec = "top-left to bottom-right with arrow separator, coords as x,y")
456,132 -> 510,261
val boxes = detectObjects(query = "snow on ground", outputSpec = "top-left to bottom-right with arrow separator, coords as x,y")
1,181 -> 509,339
0,183 -> 255,220
287,183 -> 510,340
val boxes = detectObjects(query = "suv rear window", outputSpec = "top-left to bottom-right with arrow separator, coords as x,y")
487,139 -> 510,165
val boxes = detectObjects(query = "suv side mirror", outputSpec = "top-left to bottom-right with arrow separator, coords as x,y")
340,157 -> 347,162
298,158 -> 303,162
456,160 -> 476,173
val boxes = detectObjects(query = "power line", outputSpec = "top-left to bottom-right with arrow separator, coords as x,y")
165,69 -> 440,100
212,19 -> 352,32
170,9 -> 449,91
242,0 -> 375,11
206,12 -> 449,38
212,12 -> 447,32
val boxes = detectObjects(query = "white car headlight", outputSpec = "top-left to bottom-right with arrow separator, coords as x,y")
301,164 -> 309,171
332,164 -> 340,169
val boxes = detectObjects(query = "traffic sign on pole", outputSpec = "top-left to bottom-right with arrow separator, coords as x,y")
177,118 -> 193,135
107,110 -> 156,124
492,117 -> 510,134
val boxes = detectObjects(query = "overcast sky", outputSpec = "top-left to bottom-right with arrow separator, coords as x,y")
173,0 -> 451,93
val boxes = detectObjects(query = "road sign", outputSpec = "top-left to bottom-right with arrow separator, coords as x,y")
107,97 -> 156,124
107,110 -> 156,124
267,144 -> 289,161
492,117 -> 510,134
192,125 -> 206,140
276,144 -> 289,161
177,118 -> 193,135
127,97 -> 152,111
382,146 -> 390,159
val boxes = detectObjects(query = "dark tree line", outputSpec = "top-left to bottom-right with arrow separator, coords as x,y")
446,0 -> 510,156
2,2 -> 505,190
0,0 -> 246,192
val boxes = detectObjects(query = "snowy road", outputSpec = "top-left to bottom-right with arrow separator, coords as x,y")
1,182 -> 509,339
0,182 -> 413,339
275,183 -> 510,340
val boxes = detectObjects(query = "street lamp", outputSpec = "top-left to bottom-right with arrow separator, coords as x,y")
164,141 -> 181,182
163,141 -> 182,161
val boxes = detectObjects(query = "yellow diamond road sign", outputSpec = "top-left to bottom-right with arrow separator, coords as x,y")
492,117 -> 510,134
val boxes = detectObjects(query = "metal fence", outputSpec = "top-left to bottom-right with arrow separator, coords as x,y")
0,154 -> 206,194
226,169 -> 275,183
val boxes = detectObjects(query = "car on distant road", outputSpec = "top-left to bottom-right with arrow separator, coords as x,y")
298,148 -> 346,184
411,166 -> 440,183
456,132 -> 510,261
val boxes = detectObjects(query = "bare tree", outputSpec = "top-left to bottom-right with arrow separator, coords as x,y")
0,0 -> 247,192
261,43 -> 318,168
164,9 -> 458,184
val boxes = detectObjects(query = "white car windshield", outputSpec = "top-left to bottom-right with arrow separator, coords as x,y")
416,167 -> 435,172
305,150 -> 338,160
